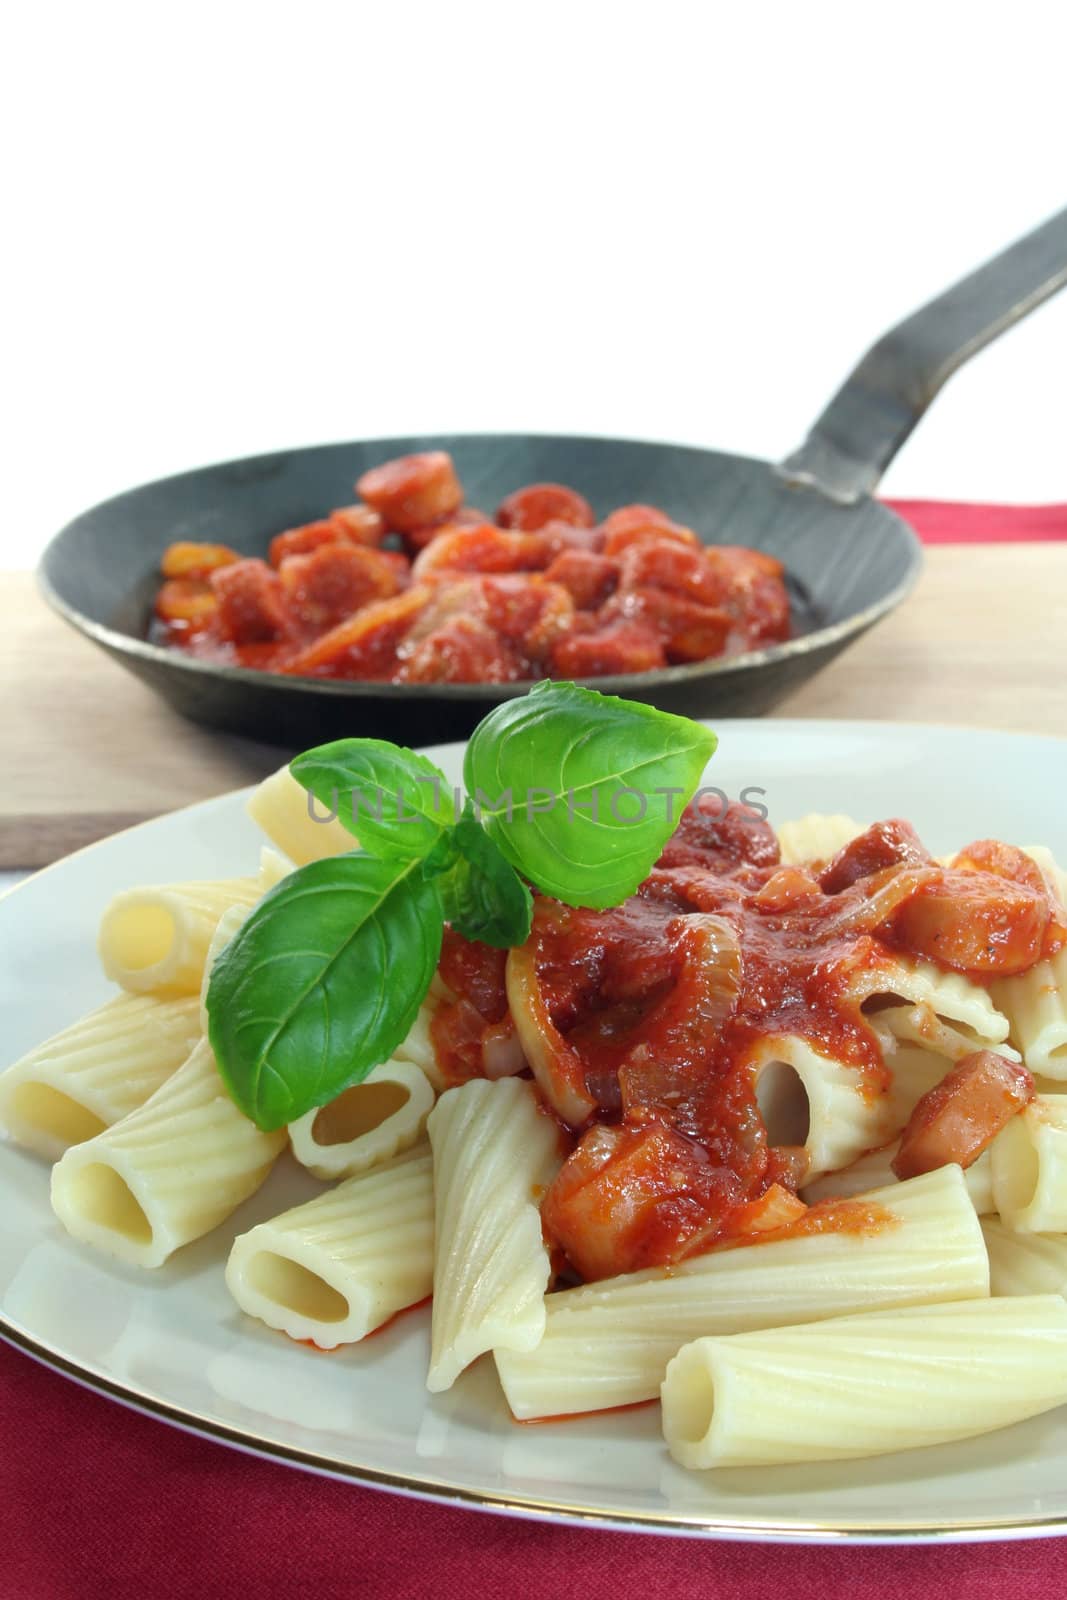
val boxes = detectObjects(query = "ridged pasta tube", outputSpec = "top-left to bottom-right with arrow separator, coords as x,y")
198,903 -> 251,1034
874,1003 -> 1021,1067
804,1146 -> 995,1215
50,1039 -> 286,1267
991,1094 -> 1067,1232
225,1144 -> 434,1347
257,845 -> 294,892
983,1216 -> 1067,1296
661,1297 -> 1067,1470
427,1078 -> 561,1392
776,814 -> 864,867
0,994 -> 201,1160
98,876 -> 261,996
246,767 -> 355,864
289,1059 -> 435,1181
391,998 -> 444,1091
846,957 -> 1009,1046
495,1166 -> 988,1419
992,947 -> 1067,1081
750,1035 -> 896,1178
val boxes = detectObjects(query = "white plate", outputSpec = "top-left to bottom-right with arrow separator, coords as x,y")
4,720 -> 1067,1545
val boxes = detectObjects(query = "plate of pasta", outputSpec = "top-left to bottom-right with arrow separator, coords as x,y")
4,704 -> 1067,1544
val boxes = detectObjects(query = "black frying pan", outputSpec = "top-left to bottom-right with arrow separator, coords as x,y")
39,209 -> 1067,748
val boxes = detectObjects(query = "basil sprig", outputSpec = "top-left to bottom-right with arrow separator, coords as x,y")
207,682 -> 716,1129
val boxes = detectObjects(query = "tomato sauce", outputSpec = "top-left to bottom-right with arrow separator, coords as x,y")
430,802 -> 1056,1283
150,452 -> 792,681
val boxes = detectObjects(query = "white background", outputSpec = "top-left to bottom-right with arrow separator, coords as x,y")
4,1 -> 1067,569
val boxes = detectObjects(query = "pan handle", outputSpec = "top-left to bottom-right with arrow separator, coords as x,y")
779,206 -> 1067,503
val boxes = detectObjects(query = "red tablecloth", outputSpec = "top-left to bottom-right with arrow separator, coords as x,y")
887,499 -> 1067,543
5,500 -> 1067,1600
4,1342 -> 1067,1600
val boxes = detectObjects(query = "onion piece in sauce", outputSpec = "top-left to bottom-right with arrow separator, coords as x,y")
506,944 -> 597,1126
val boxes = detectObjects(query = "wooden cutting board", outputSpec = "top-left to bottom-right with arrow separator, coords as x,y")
3,549 -> 1065,868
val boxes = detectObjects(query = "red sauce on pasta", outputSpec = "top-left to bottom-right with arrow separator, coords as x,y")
430,802 -> 1062,1283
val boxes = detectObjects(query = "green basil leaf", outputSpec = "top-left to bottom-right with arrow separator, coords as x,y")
206,852 -> 443,1129
427,805 -> 533,949
290,739 -> 456,861
463,680 -> 716,909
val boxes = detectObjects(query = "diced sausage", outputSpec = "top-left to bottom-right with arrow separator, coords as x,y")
605,586 -> 733,662
210,559 -> 292,644
356,451 -> 463,533
478,577 -> 574,661
891,869 -> 1049,977
732,570 -> 792,644
327,504 -> 387,547
395,615 -> 522,683
495,483 -> 594,532
616,541 -> 728,608
955,839 -> 1067,959
412,524 -> 550,577
600,506 -> 698,553
954,839 -> 1048,895
892,1051 -> 1034,1179
541,1120 -> 753,1280
820,820 -> 931,896
278,543 -> 404,629
549,620 -> 666,676
269,520 -> 346,567
657,795 -> 781,873
542,549 -> 620,609
540,1125 -> 678,1280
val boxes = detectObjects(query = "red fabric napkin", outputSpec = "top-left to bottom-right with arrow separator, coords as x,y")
6,1337 -> 1067,1600
5,500 -> 1067,1600
886,499 -> 1067,543
3,1341 -> 1067,1600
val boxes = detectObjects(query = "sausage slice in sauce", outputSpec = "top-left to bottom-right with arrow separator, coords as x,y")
892,1050 -> 1034,1181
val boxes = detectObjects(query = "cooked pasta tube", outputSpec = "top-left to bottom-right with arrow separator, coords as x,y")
982,1216 -> 1067,1296
98,876 -> 261,996
50,1039 -> 286,1268
875,1003 -> 1021,1067
494,1166 -> 987,1419
257,845 -> 294,892
0,994 -> 201,1161
750,1035 -> 896,1177
197,903 -> 251,1034
391,998 -> 445,1092
962,1145 -> 999,1216
427,1079 -> 561,1392
225,1144 -> 434,1347
803,1146 -> 995,1214
775,814 -> 864,867
288,1059 -> 435,1181
246,766 -> 355,864
800,1144 -> 900,1202
661,1297 -> 1067,1470
992,947 -> 1067,1081
991,1095 -> 1067,1232
846,957 -> 1009,1046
